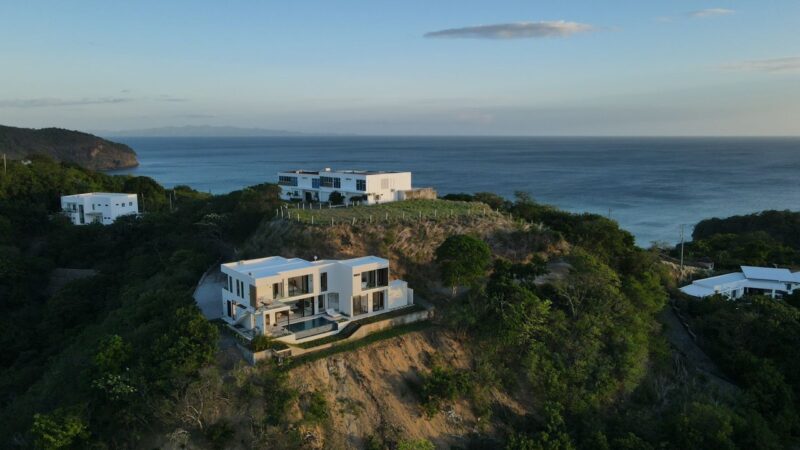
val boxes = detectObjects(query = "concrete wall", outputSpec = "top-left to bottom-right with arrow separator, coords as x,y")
247,309 -> 434,364
399,187 -> 437,201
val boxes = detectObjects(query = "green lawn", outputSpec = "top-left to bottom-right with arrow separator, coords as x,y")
279,199 -> 501,226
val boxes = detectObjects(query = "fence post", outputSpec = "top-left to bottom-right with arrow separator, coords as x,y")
311,215 -> 314,225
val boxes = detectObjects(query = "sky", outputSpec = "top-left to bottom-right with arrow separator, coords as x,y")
0,0 -> 798,136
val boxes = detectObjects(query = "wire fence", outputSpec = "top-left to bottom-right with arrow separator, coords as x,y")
273,200 -> 514,227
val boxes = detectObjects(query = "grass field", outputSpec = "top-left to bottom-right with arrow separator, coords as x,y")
277,199 -> 504,226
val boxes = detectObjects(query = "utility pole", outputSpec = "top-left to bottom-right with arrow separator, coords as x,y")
2,153 -> 6,176
679,224 -> 685,280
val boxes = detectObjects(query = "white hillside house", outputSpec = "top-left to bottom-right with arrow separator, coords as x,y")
277,168 -> 425,205
680,265 -> 800,300
61,193 -> 138,225
220,255 -> 414,343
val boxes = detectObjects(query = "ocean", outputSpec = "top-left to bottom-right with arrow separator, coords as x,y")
107,136 -> 800,246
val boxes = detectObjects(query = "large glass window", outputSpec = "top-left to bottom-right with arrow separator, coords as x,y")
287,274 -> 313,297
327,293 -> 339,312
290,298 -> 314,319
372,291 -> 385,312
356,179 -> 366,191
320,272 -> 328,291
353,294 -> 369,315
317,295 -> 325,312
360,268 -> 389,289
278,175 -> 298,186
272,282 -> 283,299
320,176 -> 341,188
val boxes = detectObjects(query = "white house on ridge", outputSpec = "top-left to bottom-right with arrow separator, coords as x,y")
680,265 -> 800,300
220,255 -> 414,343
277,168 -> 433,205
61,193 -> 139,225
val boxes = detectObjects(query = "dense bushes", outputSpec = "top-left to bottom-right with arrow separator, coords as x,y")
0,158 -> 281,447
675,210 -> 800,269
418,365 -> 475,416
433,194 -> 800,448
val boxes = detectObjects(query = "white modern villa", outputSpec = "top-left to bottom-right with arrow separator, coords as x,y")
680,265 -> 800,300
220,255 -> 414,343
277,168 -> 433,205
61,193 -> 139,225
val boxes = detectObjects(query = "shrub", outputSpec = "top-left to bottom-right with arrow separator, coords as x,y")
419,366 -> 474,416
205,419 -> 235,450
302,390 -> 330,425
328,191 -> 344,205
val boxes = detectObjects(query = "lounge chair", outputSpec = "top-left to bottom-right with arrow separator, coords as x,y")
326,308 -> 342,319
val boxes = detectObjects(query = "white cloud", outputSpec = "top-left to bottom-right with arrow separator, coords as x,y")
687,8 -> 735,18
723,57 -> 800,73
424,21 -> 594,40
0,97 -> 132,108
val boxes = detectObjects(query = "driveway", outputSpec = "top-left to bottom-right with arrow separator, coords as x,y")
193,266 -> 225,320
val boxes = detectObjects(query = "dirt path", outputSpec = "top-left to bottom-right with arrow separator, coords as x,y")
659,305 -> 738,393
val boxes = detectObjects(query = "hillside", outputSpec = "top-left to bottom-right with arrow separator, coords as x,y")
245,201 -> 567,294
0,124 -> 138,170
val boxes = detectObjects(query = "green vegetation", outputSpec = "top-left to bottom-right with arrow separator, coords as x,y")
0,156 -> 281,447
4,156 -> 799,448
302,390 -> 330,424
432,193 -> 800,448
0,124 -> 138,170
288,198 -> 499,225
418,365 -> 475,417
288,321 -> 433,367
675,210 -> 800,269
435,234 -> 492,296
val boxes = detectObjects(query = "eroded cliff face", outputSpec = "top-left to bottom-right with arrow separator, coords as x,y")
286,329 -> 528,449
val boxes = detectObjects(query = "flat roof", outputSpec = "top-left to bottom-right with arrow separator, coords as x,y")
337,256 -> 389,267
692,272 -> 746,288
741,266 -> 799,283
278,169 -> 408,176
222,255 -> 389,279
62,192 -> 136,198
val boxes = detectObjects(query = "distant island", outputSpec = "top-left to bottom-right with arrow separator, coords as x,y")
0,124 -> 138,170
100,125 -> 345,138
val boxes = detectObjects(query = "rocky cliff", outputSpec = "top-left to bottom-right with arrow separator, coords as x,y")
0,125 -> 138,170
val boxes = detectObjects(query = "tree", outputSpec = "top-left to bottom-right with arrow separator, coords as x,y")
328,191 -> 344,205
435,234 -> 491,296
30,410 -> 89,450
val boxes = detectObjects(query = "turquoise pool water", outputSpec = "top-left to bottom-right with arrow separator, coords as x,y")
286,317 -> 334,333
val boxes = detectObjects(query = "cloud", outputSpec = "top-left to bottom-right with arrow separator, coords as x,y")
424,21 -> 594,40
722,56 -> 800,73
174,113 -> 216,119
687,8 -> 735,18
156,95 -> 189,103
0,95 -> 191,108
0,97 -> 132,108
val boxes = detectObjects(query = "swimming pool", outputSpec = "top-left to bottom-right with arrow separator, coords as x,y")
286,317 -> 337,339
